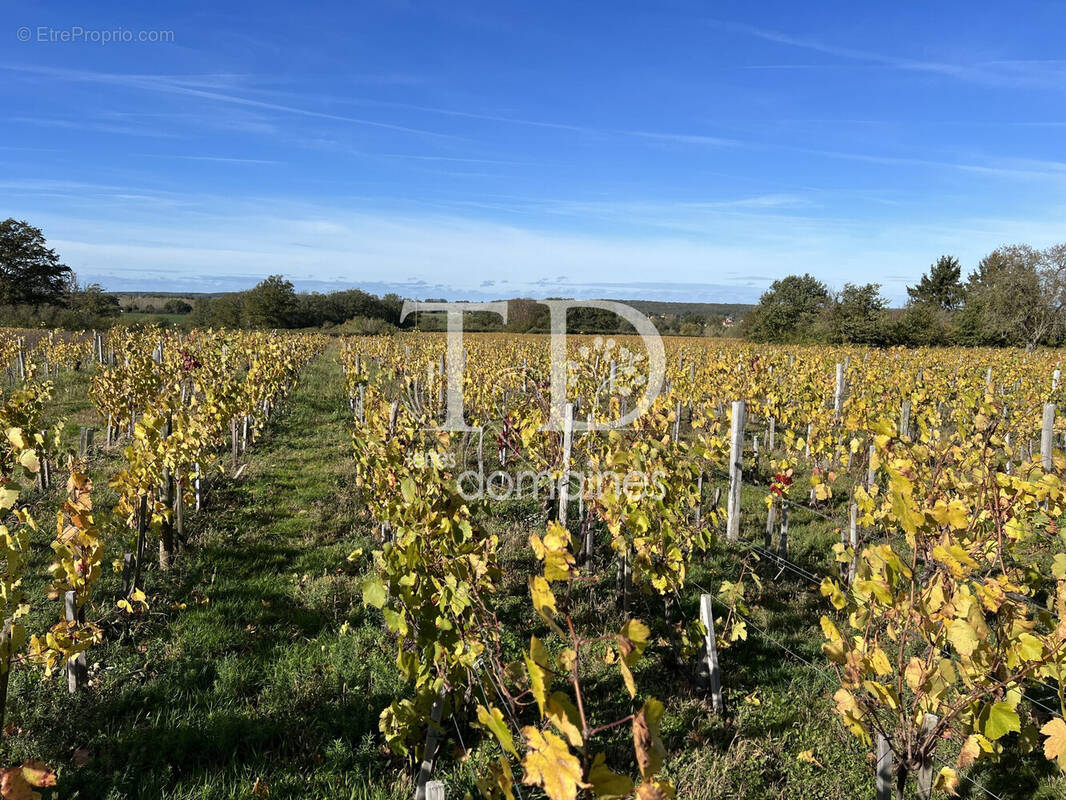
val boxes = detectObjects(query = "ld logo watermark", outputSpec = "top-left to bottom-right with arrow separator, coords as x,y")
399,299 -> 665,432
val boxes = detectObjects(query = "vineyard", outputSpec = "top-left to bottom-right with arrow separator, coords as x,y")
1,326 -> 1065,799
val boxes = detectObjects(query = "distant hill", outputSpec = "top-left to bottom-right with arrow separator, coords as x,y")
113,291 -> 753,320
611,299 -> 754,319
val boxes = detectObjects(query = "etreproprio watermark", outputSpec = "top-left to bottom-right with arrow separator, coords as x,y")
16,26 -> 175,44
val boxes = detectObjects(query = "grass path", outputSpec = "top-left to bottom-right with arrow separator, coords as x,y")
10,348 -> 406,800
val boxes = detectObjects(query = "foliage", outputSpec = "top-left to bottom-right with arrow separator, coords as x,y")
907,255 -> 965,311
820,407 -> 1066,796
162,299 -> 193,315
0,219 -> 72,307
743,274 -> 832,343
243,275 -> 299,329
966,244 -> 1066,351
824,283 -> 887,346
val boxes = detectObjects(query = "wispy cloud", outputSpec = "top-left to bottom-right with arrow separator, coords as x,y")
624,130 -> 742,147
790,146 -> 1066,181
137,154 -> 281,165
11,116 -> 184,138
708,19 -> 1066,88
2,64 -> 460,141
374,152 -> 526,165
7,63 -> 715,151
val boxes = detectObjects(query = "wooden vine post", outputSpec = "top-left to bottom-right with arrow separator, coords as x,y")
778,501 -> 789,558
414,690 -> 445,800
867,443 -> 877,489
765,496 -> 777,550
1042,403 -> 1056,472
0,622 -> 12,732
159,415 -> 175,570
727,400 -> 746,541
64,591 -> 88,693
122,494 -> 150,597
847,502 -> 859,582
916,713 -> 939,800
833,362 -> 844,417
876,734 -> 893,800
698,593 -> 724,713
557,401 -> 573,527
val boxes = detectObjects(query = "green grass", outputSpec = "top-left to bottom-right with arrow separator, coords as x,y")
116,313 -> 188,326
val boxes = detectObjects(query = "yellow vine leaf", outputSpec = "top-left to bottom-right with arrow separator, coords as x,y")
820,577 -> 847,610
616,619 -> 650,665
983,701 -> 1020,741
904,657 -> 925,692
476,704 -> 517,757
520,727 -> 587,800
587,753 -> 634,799
868,647 -> 892,676
833,689 -> 870,744
1041,717 -> 1066,769
476,755 -> 515,800
1053,554 -> 1066,580
529,576 -> 564,636
797,749 -> 824,768
17,449 -> 39,474
525,636 -> 552,717
947,619 -> 979,657
531,523 -> 577,582
863,680 -> 899,710
618,659 -> 637,699
929,500 -> 969,530
546,692 -> 583,748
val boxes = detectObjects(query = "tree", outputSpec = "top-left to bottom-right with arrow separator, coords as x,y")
243,275 -> 297,328
885,303 -> 954,347
0,219 -> 72,306
505,298 -> 547,333
68,281 -> 120,318
162,299 -> 193,314
825,283 -> 887,344
907,255 -> 964,310
966,244 -> 1066,350
743,274 -> 831,342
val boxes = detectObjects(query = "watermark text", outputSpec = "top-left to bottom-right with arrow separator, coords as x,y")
17,26 -> 175,44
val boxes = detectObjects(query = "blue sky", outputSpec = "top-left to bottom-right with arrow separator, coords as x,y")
4,1 -> 1066,303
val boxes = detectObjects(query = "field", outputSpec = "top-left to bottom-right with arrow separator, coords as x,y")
1,327 -> 1065,799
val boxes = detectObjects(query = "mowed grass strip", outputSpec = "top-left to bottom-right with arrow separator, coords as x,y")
6,349 -> 408,800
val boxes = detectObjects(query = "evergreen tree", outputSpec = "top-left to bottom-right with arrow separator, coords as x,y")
0,219 -> 72,306
906,255 -> 964,310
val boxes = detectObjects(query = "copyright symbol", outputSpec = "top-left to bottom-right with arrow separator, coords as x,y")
16,27 -> 31,42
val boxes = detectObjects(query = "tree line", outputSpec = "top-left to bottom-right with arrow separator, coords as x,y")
5,218 -> 1066,348
742,244 -> 1066,350
186,275 -> 404,332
